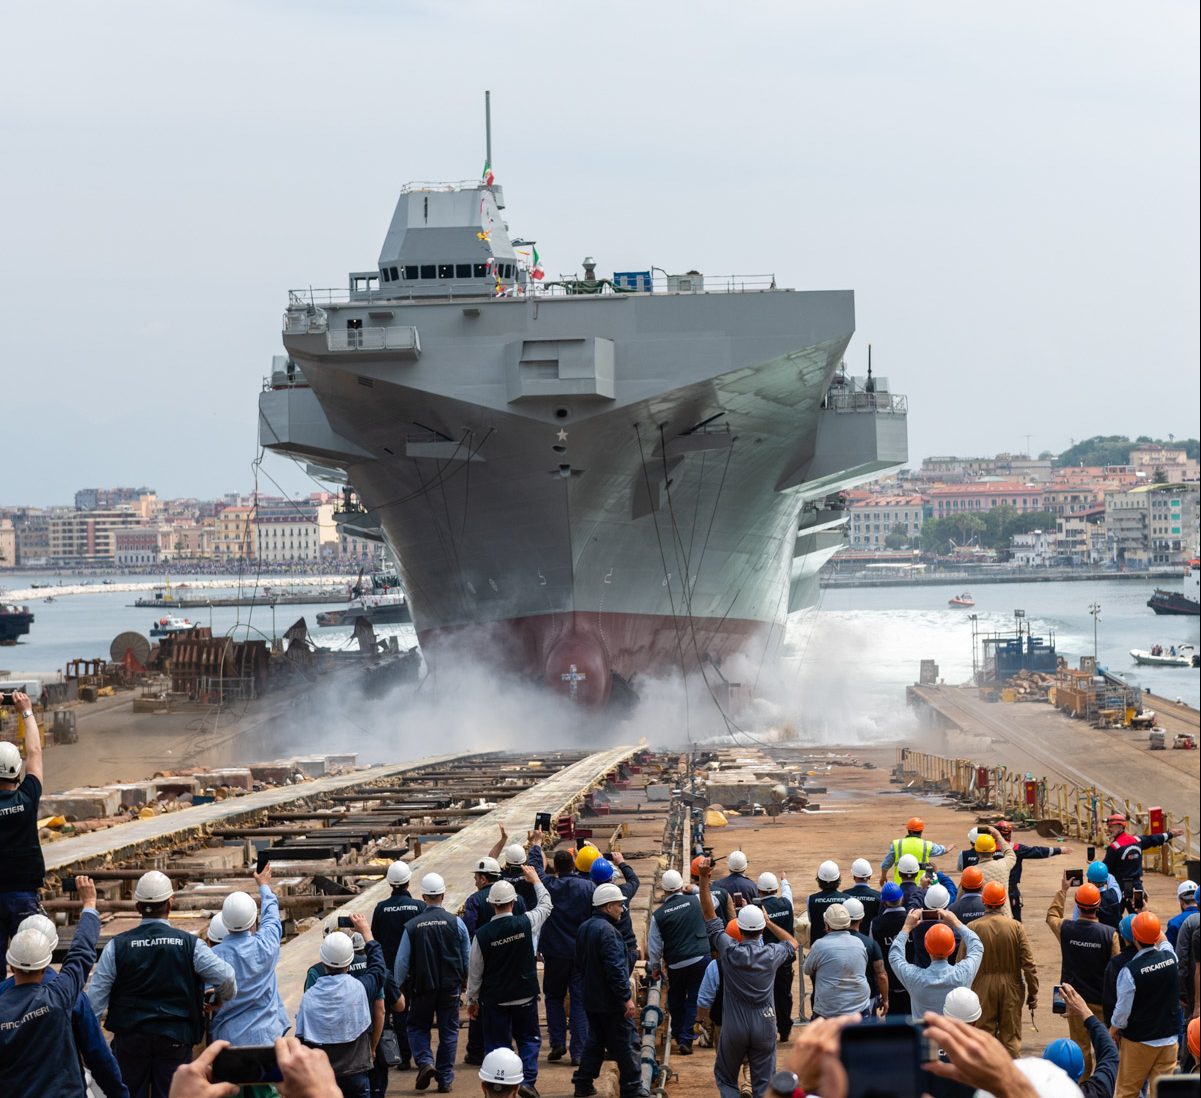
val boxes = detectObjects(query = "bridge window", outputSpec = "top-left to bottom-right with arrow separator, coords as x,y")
381,268 -> 390,282
455,263 -> 472,278
389,266 -> 398,281
420,265 -> 436,279
473,263 -> 488,277
438,263 -> 454,278
403,266 -> 419,280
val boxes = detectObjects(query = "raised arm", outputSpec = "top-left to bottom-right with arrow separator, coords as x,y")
13,691 -> 42,783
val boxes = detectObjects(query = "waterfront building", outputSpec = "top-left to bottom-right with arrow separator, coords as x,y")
214,504 -> 256,562
927,482 -> 1045,517
48,508 -> 146,566
253,498 -> 337,563
847,494 -> 925,548
1128,445 -> 1200,483
1105,483 -> 1200,566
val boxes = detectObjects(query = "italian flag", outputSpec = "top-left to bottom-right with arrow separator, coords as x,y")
531,246 -> 545,281
481,158 -> 494,186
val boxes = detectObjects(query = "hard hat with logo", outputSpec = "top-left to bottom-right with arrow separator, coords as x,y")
1178,880 -> 1198,900
737,905 -> 766,932
757,872 -> 779,893
592,882 -> 625,907
961,866 -> 984,890
817,860 -> 840,883
1074,884 -> 1101,910
1043,1038 -> 1085,1083
18,914 -> 59,949
207,914 -> 228,944
897,854 -> 921,877
724,918 -> 743,942
479,1048 -> 524,1086
6,929 -> 54,972
387,861 -> 412,887
982,881 -> 1008,907
661,870 -> 683,892
925,884 -> 950,910
975,834 -> 997,854
589,858 -> 615,884
488,880 -> 517,906
320,930 -> 355,968
851,859 -> 872,880
134,870 -> 174,904
502,844 -> 526,868
943,987 -> 983,1023
0,741 -> 23,781
906,817 -> 925,833
727,851 -> 748,873
421,873 -> 446,896
1131,911 -> 1161,946
576,847 -> 600,873
925,923 -> 956,959
222,890 -> 259,933
475,857 -> 501,878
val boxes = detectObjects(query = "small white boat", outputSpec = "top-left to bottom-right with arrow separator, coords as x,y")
1130,643 -> 1197,668
150,616 -> 196,638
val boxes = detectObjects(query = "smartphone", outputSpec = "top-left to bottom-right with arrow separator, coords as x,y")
1153,1075 -> 1201,1096
534,812 -> 552,832
840,1019 -> 929,1098
0,691 -> 15,707
211,1045 -> 284,1085
1132,888 -> 1146,909
1052,985 -> 1066,1014
1086,845 -> 1096,862
1065,869 -> 1083,886
255,848 -> 271,874
337,915 -> 354,928
921,909 -> 940,921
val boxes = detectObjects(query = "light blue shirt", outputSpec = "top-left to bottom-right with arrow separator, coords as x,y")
1112,941 -> 1177,1044
698,959 -> 720,1009
802,929 -> 871,1016
888,925 -> 983,1017
211,886 -> 289,1044
296,972 -> 370,1045
87,917 -> 236,1017
392,909 -> 471,989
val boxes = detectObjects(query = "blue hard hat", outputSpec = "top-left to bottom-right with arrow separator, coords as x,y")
881,882 -> 903,904
1118,913 -> 1135,944
1086,862 -> 1108,884
589,858 -> 615,884
1043,1038 -> 1084,1082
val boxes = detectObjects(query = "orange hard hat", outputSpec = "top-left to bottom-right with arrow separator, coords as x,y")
981,881 -> 1008,907
906,817 -> 925,833
724,918 -> 743,942
961,866 -> 984,890
1075,884 -> 1101,908
1188,1016 -> 1199,1060
1131,911 -> 1161,946
690,855 -> 708,879
925,922 -> 956,959
1106,813 -> 1127,827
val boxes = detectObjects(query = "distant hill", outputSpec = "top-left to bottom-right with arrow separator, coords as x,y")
1054,435 -> 1200,468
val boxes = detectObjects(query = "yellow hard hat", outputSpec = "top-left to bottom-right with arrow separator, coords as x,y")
975,833 -> 996,853
575,846 -> 600,873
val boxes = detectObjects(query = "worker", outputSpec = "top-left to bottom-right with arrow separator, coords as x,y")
0,692 -> 44,960
1102,914 -> 1138,1026
912,884 -> 965,968
943,986 -> 982,1025
87,869 -> 236,1098
807,861 -> 849,945
1044,982 -> 1120,1098
698,859 -> 797,1098
714,850 -> 759,907
973,826 -> 1018,919
393,873 -> 471,1094
205,914 -> 228,948
753,872 -> 797,1040
888,908 -> 983,1017
950,866 -> 987,925
1102,813 -> 1183,908
1167,880 -> 1198,948
870,883 -> 912,1017
803,903 -> 872,1019
893,854 -> 926,910
466,866 -> 552,1098
881,817 -> 952,885
1046,875 -> 1120,1078
970,880 -> 1038,1057
1110,910 -> 1180,1098
1177,911 -> 1199,1070
463,856 -> 526,1066
648,868 -> 710,1055
478,1047 -> 525,1098
0,875 -> 100,1098
497,843 -> 537,910
570,882 -> 640,1098
845,859 -> 881,932
1085,861 -> 1123,929
371,860 -> 426,1073
842,897 -> 889,1016
529,843 -> 594,1066
0,909 -> 126,1098
957,829 -> 981,871
295,914 -> 386,1098
993,820 -> 1070,923
692,856 -> 733,923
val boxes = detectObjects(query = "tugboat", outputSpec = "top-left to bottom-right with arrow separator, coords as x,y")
1147,559 -> 1200,616
316,572 -> 411,627
0,603 -> 34,645
948,592 -> 975,608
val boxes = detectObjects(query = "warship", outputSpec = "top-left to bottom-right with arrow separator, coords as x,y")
260,112 -> 907,708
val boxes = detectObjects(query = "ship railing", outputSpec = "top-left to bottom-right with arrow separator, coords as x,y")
822,391 -> 908,415
325,326 -> 421,353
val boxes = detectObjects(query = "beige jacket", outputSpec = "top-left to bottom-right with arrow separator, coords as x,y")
979,842 -> 1018,918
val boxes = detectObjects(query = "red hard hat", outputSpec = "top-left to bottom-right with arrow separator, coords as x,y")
981,881 -> 1008,907
1106,813 -> 1127,826
906,817 -> 925,833
724,918 -> 743,942
1075,884 -> 1101,909
995,820 -> 1013,836
961,866 -> 984,890
1131,911 -> 1160,946
926,923 -> 956,959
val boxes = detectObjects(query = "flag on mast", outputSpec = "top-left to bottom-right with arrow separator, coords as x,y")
531,245 -> 545,281
481,158 -> 494,186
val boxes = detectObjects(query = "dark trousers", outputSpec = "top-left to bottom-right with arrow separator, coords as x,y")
407,990 -> 460,1087
391,1007 -> 412,1065
368,1046 -> 388,1098
773,962 -> 794,1041
1008,888 -> 1024,923
573,1010 -> 641,1097
665,958 -> 708,1047
335,1073 -> 371,1098
544,953 -> 589,1059
480,999 -> 541,1084
0,890 -> 41,962
111,1030 -> 192,1098
465,1015 -> 484,1061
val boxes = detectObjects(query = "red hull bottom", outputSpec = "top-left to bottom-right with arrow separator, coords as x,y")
419,611 -> 771,708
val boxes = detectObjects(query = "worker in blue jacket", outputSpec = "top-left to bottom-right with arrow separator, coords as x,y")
0,875 -> 104,1098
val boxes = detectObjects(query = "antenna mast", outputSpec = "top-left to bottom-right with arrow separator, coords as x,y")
485,90 -> 492,168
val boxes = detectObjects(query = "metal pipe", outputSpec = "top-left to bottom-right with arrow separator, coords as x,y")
50,864 -> 393,882
640,976 -> 664,1095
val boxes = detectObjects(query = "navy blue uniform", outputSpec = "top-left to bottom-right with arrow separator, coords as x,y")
533,851 -> 595,1061
573,915 -> 640,1098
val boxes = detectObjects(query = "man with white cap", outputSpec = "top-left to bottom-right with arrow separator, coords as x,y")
843,897 -> 889,1017
500,843 -> 539,910
803,904 -> 872,1020
0,875 -> 101,1098
806,861 -> 849,946
0,692 -> 45,961
1167,880 -> 1198,948
754,871 -> 797,1041
210,862 -> 288,1050
714,850 -> 759,907
372,859 -> 426,1073
845,859 -> 881,933
296,912 -> 386,1098
393,872 -> 471,1093
87,869 -> 235,1097
648,867 -> 710,1055
478,1046 -> 525,1098
698,858 -> 797,1098
466,865 -> 552,1098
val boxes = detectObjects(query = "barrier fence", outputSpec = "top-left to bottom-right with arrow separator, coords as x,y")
894,747 -> 1197,878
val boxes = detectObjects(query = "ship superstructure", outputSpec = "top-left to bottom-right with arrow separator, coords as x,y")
260,172 -> 907,707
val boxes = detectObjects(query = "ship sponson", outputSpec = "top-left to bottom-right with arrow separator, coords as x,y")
260,180 -> 907,706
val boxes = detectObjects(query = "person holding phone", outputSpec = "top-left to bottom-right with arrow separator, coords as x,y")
888,907 -> 983,1019
1045,982 -> 1119,1098
0,691 -> 44,962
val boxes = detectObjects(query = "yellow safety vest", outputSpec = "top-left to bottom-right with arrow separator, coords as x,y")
890,836 -> 932,883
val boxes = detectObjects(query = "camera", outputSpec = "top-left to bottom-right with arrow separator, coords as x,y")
0,691 -> 17,707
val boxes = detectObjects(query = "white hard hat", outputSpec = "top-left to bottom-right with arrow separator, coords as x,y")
943,986 -> 983,1023
502,844 -> 527,867
661,869 -> 683,892
207,914 -> 229,944
421,873 -> 446,896
0,741 -> 23,781
843,897 -> 865,921
387,861 -> 412,887
823,903 -> 851,930
979,1058 -> 1084,1098
479,1047 -> 525,1086
18,914 -> 59,950
475,857 -> 501,877
221,890 -> 259,933
488,880 -> 517,906
134,870 -> 174,903
897,854 -> 921,876
925,884 -> 950,910
351,931 -> 366,952
737,905 -> 766,932
851,858 -> 872,879
968,827 -> 979,845
320,930 -> 355,968
817,860 -> 840,883
727,851 -> 748,872
1177,880 -> 1198,899
592,882 -> 625,907
6,928 -> 54,972
757,872 -> 779,893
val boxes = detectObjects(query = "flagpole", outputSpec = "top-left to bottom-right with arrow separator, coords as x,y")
485,90 -> 492,172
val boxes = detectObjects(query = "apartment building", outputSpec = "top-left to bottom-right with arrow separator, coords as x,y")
847,494 -> 925,548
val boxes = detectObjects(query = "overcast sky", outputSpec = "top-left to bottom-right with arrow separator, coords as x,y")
2,1 -> 1197,506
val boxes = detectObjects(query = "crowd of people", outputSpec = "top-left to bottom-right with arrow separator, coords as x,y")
1,697 -> 1197,1098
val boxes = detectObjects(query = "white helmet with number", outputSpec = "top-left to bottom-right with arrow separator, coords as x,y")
134,870 -> 174,904
222,890 -> 259,933
0,742 -> 23,781
479,1047 -> 524,1086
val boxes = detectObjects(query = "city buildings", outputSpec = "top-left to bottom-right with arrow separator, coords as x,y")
847,494 -> 925,548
